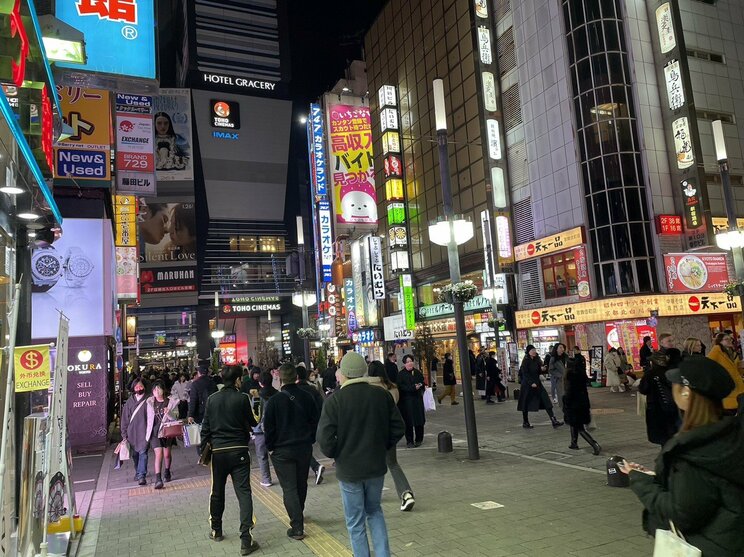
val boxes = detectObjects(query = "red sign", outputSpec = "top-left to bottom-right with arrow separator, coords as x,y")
40,85 -> 54,172
531,311 -> 541,325
76,0 -> 137,24
574,245 -> 591,300
0,0 -> 30,87
663,253 -> 730,293
688,295 -> 700,312
656,215 -> 683,235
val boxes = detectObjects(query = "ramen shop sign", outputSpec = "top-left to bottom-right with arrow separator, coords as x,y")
663,253 -> 729,293
513,226 -> 584,261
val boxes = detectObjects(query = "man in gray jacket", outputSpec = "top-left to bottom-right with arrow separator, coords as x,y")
317,352 -> 405,557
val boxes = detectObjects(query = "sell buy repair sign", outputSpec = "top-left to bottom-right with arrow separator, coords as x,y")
14,345 -> 51,392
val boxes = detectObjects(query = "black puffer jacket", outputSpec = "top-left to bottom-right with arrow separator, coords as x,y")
200,386 -> 257,452
630,406 -> 744,556
187,374 -> 217,424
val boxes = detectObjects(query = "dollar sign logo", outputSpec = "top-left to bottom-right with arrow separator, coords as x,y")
22,350 -> 42,370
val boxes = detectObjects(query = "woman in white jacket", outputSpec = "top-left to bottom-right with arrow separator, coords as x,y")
603,348 -> 624,392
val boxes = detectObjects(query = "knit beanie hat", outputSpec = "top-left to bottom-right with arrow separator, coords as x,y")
340,352 -> 367,379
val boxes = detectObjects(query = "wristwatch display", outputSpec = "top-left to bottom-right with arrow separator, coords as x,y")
31,243 -> 65,292
63,246 -> 93,287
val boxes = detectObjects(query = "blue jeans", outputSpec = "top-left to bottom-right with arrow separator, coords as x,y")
338,476 -> 390,557
131,447 -> 148,479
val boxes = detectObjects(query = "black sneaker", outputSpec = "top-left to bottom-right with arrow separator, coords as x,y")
414,441 -> 422,447
552,420 -> 564,428
406,442 -> 415,448
241,540 -> 259,555
287,528 -> 305,540
451,401 -> 459,405
210,530 -> 224,542
138,476 -> 147,486
522,422 -> 534,429
163,468 -> 172,482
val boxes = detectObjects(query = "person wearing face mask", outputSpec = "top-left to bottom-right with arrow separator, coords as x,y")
120,379 -> 150,486
396,355 -> 426,448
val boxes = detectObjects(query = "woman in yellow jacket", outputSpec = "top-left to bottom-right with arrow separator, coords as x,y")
707,332 -> 744,414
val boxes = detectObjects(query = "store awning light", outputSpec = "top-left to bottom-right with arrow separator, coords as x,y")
17,211 -> 40,221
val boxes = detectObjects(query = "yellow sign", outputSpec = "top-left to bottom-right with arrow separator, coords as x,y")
513,226 -> 584,261
711,217 -> 744,233
516,292 -> 740,329
14,345 -> 51,393
114,195 -> 138,247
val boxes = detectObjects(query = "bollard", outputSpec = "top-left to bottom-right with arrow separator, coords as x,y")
606,455 -> 630,487
437,431 -> 453,453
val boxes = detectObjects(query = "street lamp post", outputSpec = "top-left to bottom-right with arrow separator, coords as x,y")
712,120 -> 744,333
430,78 -> 480,460
296,216 -> 311,366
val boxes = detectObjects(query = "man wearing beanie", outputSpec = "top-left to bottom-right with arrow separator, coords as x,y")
317,352 -> 405,557
263,363 -> 320,540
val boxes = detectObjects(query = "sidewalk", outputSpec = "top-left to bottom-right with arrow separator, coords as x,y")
74,384 -> 657,556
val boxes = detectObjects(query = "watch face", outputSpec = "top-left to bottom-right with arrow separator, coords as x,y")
68,256 -> 93,278
36,254 -> 62,278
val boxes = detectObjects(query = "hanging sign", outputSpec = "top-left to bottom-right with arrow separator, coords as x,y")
14,345 -> 51,392
318,200 -> 333,282
664,59 -> 685,111
477,26 -> 492,65
369,236 -> 385,300
309,103 -> 328,197
400,274 -> 416,330
656,3 -> 676,54
681,178 -> 702,228
514,226 -> 584,261
672,117 -> 694,169
482,72 -> 498,112
486,119 -> 501,160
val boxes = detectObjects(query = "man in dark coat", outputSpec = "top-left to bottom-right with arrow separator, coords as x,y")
517,345 -> 563,429
321,359 -> 338,395
639,336 -> 654,371
385,352 -> 399,385
563,358 -> 600,454
638,333 -> 681,446
295,364 -> 326,485
397,355 -> 426,447
120,378 -> 150,485
485,351 -> 505,404
188,365 -> 218,454
436,353 -> 458,405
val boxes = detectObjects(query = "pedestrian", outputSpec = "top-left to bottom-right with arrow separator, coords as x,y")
120,378 -> 150,486
263,363 -> 321,541
543,345 -> 554,375
322,357 -> 338,395
253,370 -> 278,487
475,348 -> 487,399
171,372 -> 190,419
517,345 -> 564,429
384,352 -> 399,385
397,354 -> 426,448
638,333 -> 681,446
429,354 -> 439,390
295,364 -> 326,485
563,358 -> 601,454
639,335 -> 654,371
604,347 -> 625,392
572,346 -> 587,381
617,346 -> 633,389
548,343 -> 567,404
437,353 -> 458,405
681,337 -> 703,360
485,351 -> 505,404
706,332 -> 744,415
317,352 -> 405,557
367,361 -> 415,512
147,381 -> 180,489
188,365 -> 218,454
619,358 -> 743,556
199,365 -> 259,555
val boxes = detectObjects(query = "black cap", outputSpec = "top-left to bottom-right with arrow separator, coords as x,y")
666,357 -> 735,402
525,344 -> 535,355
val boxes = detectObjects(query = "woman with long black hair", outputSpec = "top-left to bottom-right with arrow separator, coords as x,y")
517,346 -> 563,429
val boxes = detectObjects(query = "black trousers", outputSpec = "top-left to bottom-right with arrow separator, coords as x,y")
271,447 -> 312,533
210,448 -> 254,542
405,424 -> 424,444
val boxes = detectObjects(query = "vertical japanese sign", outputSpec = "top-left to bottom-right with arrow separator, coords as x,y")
55,0 -> 157,79
54,87 -> 111,182
400,274 -> 416,330
655,3 -> 676,53
574,245 -> 591,300
114,195 -> 138,301
48,315 -> 70,518
351,239 -> 366,327
116,94 -> 156,195
360,236 -> 378,327
327,104 -> 377,229
663,60 -> 684,110
369,236 -> 385,300
344,278 -> 357,334
318,201 -> 333,283
310,103 -> 328,197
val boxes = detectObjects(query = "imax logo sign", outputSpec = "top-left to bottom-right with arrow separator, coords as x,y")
212,131 -> 239,140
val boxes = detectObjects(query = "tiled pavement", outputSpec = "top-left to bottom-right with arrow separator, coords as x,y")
75,384 -> 658,556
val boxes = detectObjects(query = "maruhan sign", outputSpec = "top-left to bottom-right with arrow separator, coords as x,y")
202,73 -> 277,91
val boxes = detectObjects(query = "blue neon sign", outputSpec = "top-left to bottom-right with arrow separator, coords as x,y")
310,103 -> 327,197
55,0 -> 156,79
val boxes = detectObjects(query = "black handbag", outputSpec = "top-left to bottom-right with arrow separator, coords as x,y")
198,442 -> 212,466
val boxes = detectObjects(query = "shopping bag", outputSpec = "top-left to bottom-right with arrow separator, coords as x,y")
184,423 -> 201,445
653,523 -> 701,557
117,441 -> 130,461
423,387 -> 436,412
182,424 -> 191,447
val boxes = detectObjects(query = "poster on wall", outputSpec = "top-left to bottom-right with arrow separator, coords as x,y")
655,3 -> 676,54
31,220 -> 105,339
327,104 -> 378,228
664,253 -> 729,293
153,90 -> 193,181
137,199 -> 196,264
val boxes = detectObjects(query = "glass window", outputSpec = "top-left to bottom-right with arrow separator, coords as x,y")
630,223 -> 648,256
636,259 -> 653,292
613,224 -> 631,258
593,192 -> 610,226
591,54 -> 609,86
569,0 -> 585,27
602,262 -> 618,295
604,154 -> 622,188
588,157 -> 605,193
617,119 -> 634,151
619,260 -> 636,293
577,59 -> 592,93
587,22 -> 604,54
541,252 -> 579,299
609,189 -> 627,223
600,0 -> 616,19
625,188 -> 642,220
585,124 -> 602,159
573,25 -> 589,60
604,21 -> 620,50
596,226 -> 613,260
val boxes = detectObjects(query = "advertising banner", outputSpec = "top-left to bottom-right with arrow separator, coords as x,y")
664,253 -> 729,293
327,104 -> 377,227
383,314 -> 413,341
32,219 -> 105,339
137,199 -> 196,264
116,247 -> 138,300
55,0 -> 157,79
116,108 -> 154,172
153,90 -> 193,181
48,316 -> 70,517
514,226 -> 584,261
66,338 -> 109,449
140,267 -> 197,294
360,236 -> 378,327
318,201 -> 333,282
344,278 -> 357,334
516,292 -> 740,329
574,245 -> 591,300
351,239 -> 366,327
400,274 -> 416,330
54,87 -> 111,182
309,103 -> 327,197
14,345 -> 51,392
369,236 -> 385,300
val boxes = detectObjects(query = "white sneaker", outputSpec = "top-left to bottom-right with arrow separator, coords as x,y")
315,465 -> 325,485
400,491 -> 415,512
260,481 -> 273,487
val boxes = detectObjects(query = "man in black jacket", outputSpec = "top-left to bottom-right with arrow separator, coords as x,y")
200,365 -> 259,555
188,365 -> 217,425
385,352 -> 399,384
485,351 -> 506,404
296,364 -> 326,485
437,353 -> 459,405
263,363 -> 321,540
